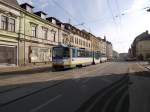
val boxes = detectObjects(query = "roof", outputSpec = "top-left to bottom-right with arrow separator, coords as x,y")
34,11 -> 47,16
0,0 -> 20,8
46,17 -> 62,26
20,3 -> 34,8
134,31 -> 150,43
106,41 -> 112,44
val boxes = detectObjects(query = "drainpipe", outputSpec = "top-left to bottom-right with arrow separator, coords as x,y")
24,14 -> 26,66
92,38 -> 95,65
58,27 -> 60,44
18,11 -> 22,66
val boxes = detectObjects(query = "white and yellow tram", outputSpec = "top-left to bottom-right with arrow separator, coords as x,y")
52,45 -> 107,69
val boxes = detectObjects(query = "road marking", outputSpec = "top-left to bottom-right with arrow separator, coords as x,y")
30,94 -> 62,112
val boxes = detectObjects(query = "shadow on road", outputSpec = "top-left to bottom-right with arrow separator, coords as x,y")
0,71 -> 149,112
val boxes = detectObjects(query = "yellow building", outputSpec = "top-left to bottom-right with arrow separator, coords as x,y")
130,31 -> 150,61
18,3 -> 62,65
0,0 -> 113,67
136,40 -> 150,60
63,24 -> 92,51
98,37 -> 107,56
90,34 -> 99,52
0,0 -> 20,66
106,41 -> 113,60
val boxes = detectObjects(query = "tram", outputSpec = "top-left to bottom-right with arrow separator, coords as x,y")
100,54 -> 107,63
52,45 -> 106,69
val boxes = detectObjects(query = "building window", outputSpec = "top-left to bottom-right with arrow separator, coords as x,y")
70,36 -> 74,43
31,25 -> 37,37
75,38 -> 77,44
86,42 -> 88,47
43,28 -> 48,39
77,38 -> 78,44
1,16 -> 16,32
72,37 -> 74,43
1,16 -> 7,30
8,18 -> 15,32
51,30 -> 56,42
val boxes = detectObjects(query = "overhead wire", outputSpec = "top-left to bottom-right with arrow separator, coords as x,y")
51,0 -> 91,32
51,0 -> 79,24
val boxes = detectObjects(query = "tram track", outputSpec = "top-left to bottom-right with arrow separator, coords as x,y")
0,81 -> 64,107
76,74 -> 130,112
0,63 -> 110,105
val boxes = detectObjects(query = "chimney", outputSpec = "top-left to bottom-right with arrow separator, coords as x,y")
46,17 -> 56,24
47,17 -> 64,28
104,36 -> 106,41
20,3 -> 34,13
34,11 -> 47,20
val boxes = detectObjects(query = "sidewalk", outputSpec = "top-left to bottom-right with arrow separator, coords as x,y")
145,65 -> 150,70
0,64 -> 52,75
138,62 -> 150,71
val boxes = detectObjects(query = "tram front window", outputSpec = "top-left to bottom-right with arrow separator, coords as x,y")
53,47 -> 70,59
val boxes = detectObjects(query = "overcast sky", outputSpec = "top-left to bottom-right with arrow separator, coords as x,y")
17,0 -> 150,53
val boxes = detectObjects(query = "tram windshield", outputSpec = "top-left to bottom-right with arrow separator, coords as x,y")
53,47 -> 70,59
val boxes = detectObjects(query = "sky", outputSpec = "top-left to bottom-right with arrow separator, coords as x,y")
17,0 -> 150,53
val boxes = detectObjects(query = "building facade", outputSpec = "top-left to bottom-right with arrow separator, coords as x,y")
18,3 -> 61,65
0,0 -> 113,67
113,50 -> 119,60
130,31 -> 150,61
98,37 -> 107,56
0,0 -> 20,66
136,40 -> 150,60
106,41 -> 113,60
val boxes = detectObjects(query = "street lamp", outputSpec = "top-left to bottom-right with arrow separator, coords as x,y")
147,8 -> 150,12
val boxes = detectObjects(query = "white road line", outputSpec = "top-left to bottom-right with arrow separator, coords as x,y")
30,94 -> 62,112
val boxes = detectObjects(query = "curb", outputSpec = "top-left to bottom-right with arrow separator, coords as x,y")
145,66 -> 150,71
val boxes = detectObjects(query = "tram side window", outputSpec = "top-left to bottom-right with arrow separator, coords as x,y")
95,52 -> 100,59
77,50 -> 81,57
77,50 -> 86,57
77,50 -> 82,57
85,51 -> 88,57
72,49 -> 77,57
81,51 -> 85,57
63,48 -> 70,58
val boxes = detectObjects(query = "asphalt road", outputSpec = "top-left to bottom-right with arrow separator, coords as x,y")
0,62 -> 149,112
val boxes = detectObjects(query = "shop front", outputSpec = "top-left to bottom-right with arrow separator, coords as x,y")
29,46 -> 52,63
0,45 -> 17,66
